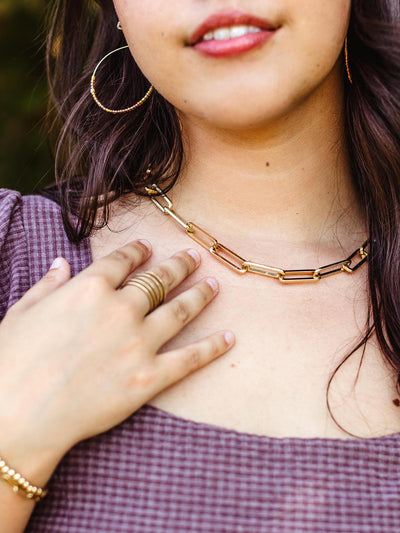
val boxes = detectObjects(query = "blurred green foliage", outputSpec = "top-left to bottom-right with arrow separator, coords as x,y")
0,0 -> 54,193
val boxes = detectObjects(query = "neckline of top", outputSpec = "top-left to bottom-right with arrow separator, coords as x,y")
140,403 -> 400,445
83,234 -> 400,446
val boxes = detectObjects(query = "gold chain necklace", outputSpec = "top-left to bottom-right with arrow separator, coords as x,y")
146,184 -> 368,284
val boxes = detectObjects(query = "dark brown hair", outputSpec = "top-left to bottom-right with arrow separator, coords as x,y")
44,0 -> 184,240
42,0 -> 400,436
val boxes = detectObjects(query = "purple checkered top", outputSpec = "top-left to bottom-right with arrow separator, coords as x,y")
1,188 -> 400,533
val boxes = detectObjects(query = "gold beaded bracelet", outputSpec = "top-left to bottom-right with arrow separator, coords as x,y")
0,456 -> 48,502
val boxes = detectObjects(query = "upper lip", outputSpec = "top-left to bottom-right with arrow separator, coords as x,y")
188,10 -> 277,45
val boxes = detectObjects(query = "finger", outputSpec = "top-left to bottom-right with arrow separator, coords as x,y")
77,239 -> 152,289
9,257 -> 71,314
120,248 -> 200,316
145,277 -> 219,349
153,331 -> 235,390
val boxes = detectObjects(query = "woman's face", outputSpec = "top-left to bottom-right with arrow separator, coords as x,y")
112,0 -> 351,129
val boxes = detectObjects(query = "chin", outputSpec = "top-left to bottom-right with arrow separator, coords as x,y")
184,99 -> 295,131
174,78 -> 315,131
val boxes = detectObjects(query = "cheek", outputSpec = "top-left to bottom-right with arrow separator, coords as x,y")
113,1 -> 173,50
290,0 -> 351,57
258,0 -> 352,99
113,2 -> 179,89
284,0 -> 351,68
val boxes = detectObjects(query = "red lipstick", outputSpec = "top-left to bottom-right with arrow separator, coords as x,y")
189,10 -> 278,58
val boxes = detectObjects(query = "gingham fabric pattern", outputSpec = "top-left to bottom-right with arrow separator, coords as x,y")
1,188 -> 400,533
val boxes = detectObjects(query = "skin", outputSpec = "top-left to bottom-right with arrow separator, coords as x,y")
2,1 -> 400,530
0,245 -> 233,531
104,0 -> 400,439
116,0 -> 350,128
113,0 -> 361,246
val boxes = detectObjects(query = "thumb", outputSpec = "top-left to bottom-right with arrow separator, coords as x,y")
10,257 -> 72,313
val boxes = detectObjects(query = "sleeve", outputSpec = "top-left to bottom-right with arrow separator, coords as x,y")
0,189 -> 30,321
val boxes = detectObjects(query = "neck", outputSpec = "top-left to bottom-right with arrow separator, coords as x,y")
168,69 -> 366,253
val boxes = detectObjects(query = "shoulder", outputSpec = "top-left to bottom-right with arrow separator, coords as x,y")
0,187 -> 62,234
0,189 -> 92,319
0,188 -> 67,263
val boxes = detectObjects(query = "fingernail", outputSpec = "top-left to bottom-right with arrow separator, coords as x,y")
49,257 -> 63,270
187,249 -> 201,265
205,277 -> 219,292
138,239 -> 152,253
224,332 -> 235,346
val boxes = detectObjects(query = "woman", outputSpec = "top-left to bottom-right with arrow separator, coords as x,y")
1,0 -> 400,530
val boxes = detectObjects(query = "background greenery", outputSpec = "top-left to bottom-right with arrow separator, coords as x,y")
0,0 -> 53,193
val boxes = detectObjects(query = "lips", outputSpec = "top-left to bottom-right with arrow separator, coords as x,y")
188,10 -> 278,47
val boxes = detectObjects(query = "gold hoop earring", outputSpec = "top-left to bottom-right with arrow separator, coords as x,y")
90,45 -> 154,114
345,37 -> 353,85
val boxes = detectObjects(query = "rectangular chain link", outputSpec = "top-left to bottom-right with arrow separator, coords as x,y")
342,243 -> 368,272
148,186 -> 189,229
186,222 -> 218,249
186,224 -> 247,272
210,243 -> 247,273
146,185 -> 369,284
314,260 -> 351,279
279,269 -> 321,283
243,261 -> 284,279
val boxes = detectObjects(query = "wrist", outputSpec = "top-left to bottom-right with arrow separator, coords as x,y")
0,438 -> 66,491
0,455 -> 48,502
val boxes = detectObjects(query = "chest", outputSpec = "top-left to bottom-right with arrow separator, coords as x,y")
90,213 -> 400,439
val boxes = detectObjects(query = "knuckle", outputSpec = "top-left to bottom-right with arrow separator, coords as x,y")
196,284 -> 212,305
134,240 -> 151,255
129,368 -> 155,390
184,345 -> 202,371
111,248 -> 134,264
81,274 -> 109,296
155,265 -> 174,289
172,300 -> 191,325
178,252 -> 193,276
210,337 -> 222,357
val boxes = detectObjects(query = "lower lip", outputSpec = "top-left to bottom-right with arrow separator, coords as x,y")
193,30 -> 276,58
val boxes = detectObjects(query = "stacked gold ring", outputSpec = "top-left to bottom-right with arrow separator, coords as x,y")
121,271 -> 166,313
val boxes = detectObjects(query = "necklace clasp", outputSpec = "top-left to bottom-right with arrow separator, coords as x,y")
146,184 -> 173,213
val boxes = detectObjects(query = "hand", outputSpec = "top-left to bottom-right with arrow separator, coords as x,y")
0,240 -> 234,480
